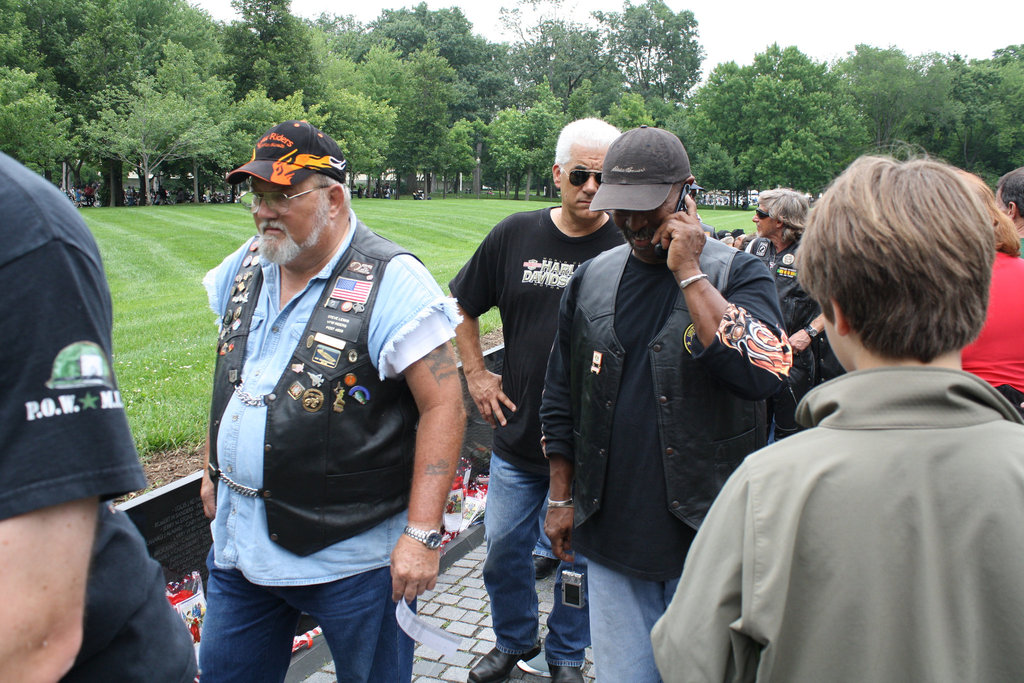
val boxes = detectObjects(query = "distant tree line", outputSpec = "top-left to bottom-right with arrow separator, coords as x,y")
1,0 -> 1022,205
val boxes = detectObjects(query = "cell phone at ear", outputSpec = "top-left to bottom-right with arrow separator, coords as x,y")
675,183 -> 692,214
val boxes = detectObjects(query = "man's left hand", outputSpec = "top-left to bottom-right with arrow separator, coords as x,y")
390,535 -> 440,603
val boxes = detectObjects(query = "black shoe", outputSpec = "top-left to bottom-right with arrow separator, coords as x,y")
469,644 -> 543,683
550,665 -> 585,683
534,555 -> 560,580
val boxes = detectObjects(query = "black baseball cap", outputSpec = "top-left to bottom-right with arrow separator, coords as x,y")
226,120 -> 347,186
590,126 -> 691,211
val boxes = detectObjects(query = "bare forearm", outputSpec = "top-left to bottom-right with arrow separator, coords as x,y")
547,452 -> 575,501
453,305 -> 486,375
407,401 -> 465,527
201,432 -> 216,519
391,342 -> 466,601
404,342 -> 466,527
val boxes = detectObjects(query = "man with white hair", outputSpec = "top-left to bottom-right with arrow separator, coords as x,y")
452,118 -> 623,683
199,120 -> 465,681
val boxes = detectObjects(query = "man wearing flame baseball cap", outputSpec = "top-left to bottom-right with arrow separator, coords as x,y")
201,120 -> 465,681
540,126 -> 791,681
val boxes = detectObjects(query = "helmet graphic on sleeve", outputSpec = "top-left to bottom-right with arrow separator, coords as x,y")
45,341 -> 115,390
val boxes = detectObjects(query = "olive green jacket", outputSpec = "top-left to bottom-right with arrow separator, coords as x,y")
652,367 -> 1024,683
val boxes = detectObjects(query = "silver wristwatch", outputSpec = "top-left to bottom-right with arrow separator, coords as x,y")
403,525 -> 443,550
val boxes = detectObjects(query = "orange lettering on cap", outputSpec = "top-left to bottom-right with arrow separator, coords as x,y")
257,132 -> 295,149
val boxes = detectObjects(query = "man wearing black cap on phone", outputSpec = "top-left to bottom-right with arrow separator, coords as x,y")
199,120 -> 465,681
540,126 -> 791,681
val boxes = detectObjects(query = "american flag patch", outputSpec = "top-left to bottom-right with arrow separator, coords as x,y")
331,276 -> 372,304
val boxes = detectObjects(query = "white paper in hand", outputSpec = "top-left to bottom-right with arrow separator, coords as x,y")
395,599 -> 463,656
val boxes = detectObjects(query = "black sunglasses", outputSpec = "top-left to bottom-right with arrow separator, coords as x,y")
754,208 -> 771,219
567,169 -> 602,186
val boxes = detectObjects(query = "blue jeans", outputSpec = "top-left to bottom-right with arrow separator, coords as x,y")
534,514 -> 555,559
483,453 -> 590,666
199,552 -> 413,683
587,559 -> 680,683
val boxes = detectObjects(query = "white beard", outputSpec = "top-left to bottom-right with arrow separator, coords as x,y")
257,194 -> 331,265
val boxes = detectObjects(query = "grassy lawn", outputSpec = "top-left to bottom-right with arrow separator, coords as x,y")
82,198 -> 753,458
697,206 -> 757,235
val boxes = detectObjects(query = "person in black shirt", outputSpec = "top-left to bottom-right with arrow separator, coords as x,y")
0,152 -> 197,681
452,118 -> 622,683
541,127 -> 790,682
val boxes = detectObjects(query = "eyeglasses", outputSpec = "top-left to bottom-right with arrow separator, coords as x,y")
239,186 -> 327,214
754,208 -> 771,219
567,169 -> 602,187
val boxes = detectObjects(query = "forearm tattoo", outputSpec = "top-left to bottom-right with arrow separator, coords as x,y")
716,304 -> 792,379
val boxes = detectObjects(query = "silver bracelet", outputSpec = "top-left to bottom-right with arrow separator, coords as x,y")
679,273 -> 709,289
548,497 -> 574,509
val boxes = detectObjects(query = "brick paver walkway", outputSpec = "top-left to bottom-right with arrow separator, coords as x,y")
301,541 -> 596,682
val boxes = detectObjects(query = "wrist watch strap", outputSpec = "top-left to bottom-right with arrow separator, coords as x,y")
403,525 -> 443,550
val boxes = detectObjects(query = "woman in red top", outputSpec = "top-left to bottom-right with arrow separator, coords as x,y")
960,171 -> 1024,416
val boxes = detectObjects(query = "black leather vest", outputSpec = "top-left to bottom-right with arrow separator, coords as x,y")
569,241 -> 766,530
749,237 -> 819,336
208,223 -> 418,556
750,236 -> 819,387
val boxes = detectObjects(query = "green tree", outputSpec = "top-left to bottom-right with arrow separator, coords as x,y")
86,76 -> 218,204
693,142 -> 736,194
0,66 -> 71,171
606,92 -> 655,130
221,0 -> 323,101
311,13 -> 373,62
691,45 -> 864,193
520,80 -> 565,199
503,2 -> 620,110
0,0 -> 45,76
386,47 -> 458,197
367,3 -> 514,121
14,0 -> 223,193
488,107 -> 528,198
837,45 -> 933,150
155,42 -> 233,202
932,56 -> 1024,174
353,45 -> 408,108
435,118 -> 477,197
319,86 -> 396,192
566,79 -> 598,120
594,0 -> 704,104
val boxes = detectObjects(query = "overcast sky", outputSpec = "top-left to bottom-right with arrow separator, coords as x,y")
194,0 -> 1020,79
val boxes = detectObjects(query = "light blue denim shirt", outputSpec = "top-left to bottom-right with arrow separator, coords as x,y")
203,209 -> 458,586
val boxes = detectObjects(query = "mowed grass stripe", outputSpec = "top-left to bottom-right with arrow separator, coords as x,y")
81,200 -> 751,458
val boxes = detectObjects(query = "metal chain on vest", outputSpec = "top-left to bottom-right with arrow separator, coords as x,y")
233,380 -> 267,407
216,469 -> 261,497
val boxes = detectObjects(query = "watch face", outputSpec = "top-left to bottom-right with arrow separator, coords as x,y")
425,531 -> 443,549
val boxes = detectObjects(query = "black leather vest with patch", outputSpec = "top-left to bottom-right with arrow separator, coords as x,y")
208,223 -> 418,556
570,241 -> 765,530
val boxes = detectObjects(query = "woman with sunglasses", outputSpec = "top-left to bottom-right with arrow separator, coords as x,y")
748,189 -> 834,440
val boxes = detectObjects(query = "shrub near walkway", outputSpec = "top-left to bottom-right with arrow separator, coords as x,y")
82,199 -> 751,459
